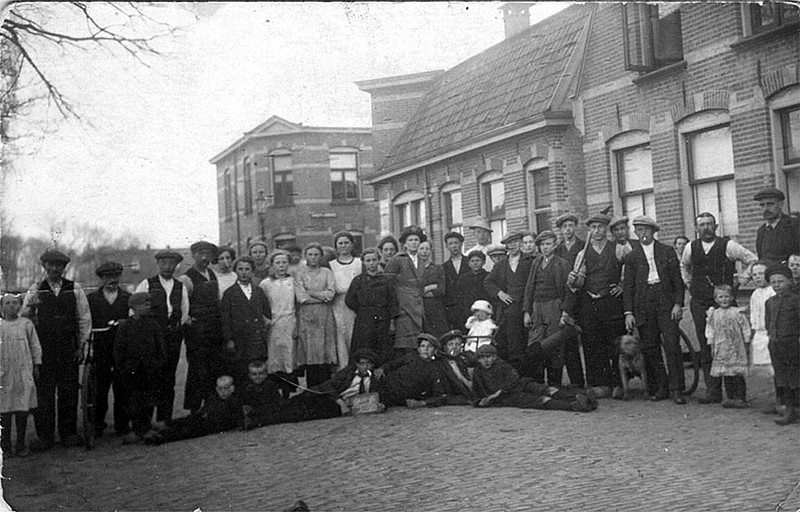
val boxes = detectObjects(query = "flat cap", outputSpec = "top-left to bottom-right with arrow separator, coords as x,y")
40,250 -> 70,264
466,249 -> 486,261
631,215 -> 660,232
248,239 -> 269,251
753,186 -> 785,202
501,231 -> 524,244
475,344 -> 498,356
438,330 -> 465,347
535,230 -> 557,244
128,292 -> 150,308
486,244 -> 506,256
608,216 -> 629,230
352,348 -> 379,364
468,217 -> 493,232
95,261 -> 124,277
154,250 -> 184,262
585,213 -> 612,226
555,213 -> 579,227
416,332 -> 441,350
190,241 -> 218,254
765,264 -> 792,281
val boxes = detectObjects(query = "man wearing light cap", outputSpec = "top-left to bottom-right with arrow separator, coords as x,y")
485,231 -> 535,372
623,216 -> 686,404
567,212 -> 624,397
465,217 -> 495,272
86,261 -> 131,436
177,241 -> 223,414
135,249 -> 189,422
753,186 -> 799,264
23,250 -> 92,451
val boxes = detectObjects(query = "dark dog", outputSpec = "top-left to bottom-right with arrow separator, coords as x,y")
617,334 -> 647,401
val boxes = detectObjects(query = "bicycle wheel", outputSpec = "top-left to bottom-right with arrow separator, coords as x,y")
81,363 -> 96,450
679,328 -> 700,395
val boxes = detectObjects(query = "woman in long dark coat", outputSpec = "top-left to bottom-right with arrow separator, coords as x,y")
418,240 -> 449,338
384,226 -> 426,356
345,248 -> 398,366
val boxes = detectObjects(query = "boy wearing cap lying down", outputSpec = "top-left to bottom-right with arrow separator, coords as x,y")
472,344 -> 596,412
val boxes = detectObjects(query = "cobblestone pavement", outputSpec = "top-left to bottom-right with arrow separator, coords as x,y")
2,366 -> 798,512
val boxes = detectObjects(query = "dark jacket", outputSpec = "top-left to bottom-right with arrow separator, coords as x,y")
433,356 -> 474,405
240,379 -> 284,409
114,315 -> 167,376
522,254 -> 572,314
472,358 -> 526,400
376,355 -> 440,407
484,253 -> 535,306
756,213 -> 800,263
554,237 -> 585,267
442,256 -> 470,307
220,283 -> 272,361
314,364 -> 375,398
622,241 -> 684,326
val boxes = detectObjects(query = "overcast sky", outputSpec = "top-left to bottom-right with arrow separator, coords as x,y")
4,2 -> 569,248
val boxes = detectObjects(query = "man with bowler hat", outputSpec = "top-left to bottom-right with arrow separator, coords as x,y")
135,250 -> 189,422
86,261 -> 131,435
753,186 -> 799,264
23,250 -> 92,451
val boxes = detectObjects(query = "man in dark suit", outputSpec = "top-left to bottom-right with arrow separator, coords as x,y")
553,213 -> 584,267
441,231 -> 470,330
754,186 -> 799,264
623,216 -> 686,404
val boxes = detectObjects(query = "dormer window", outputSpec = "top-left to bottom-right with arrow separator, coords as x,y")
742,1 -> 799,36
622,3 -> 683,73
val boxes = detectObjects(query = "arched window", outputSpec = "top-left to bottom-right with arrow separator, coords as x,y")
223,169 -> 232,219
393,190 -> 426,234
478,171 -> 506,244
440,182 -> 463,234
243,156 -> 253,214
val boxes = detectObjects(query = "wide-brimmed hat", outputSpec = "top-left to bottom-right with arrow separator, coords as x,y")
608,216 -> 629,230
753,186 -> 785,202
468,218 -> 493,232
399,225 -> 427,245
95,261 -> 124,277
40,250 -> 70,264
555,213 -> 579,228
631,215 -> 660,232
585,213 -> 612,226
154,250 -> 184,263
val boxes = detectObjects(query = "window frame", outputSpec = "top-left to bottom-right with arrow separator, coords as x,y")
223,168 -> 232,220
243,156 -> 253,214
478,171 -> 506,244
440,182 -> 463,235
615,142 -> 656,221
329,149 -> 360,203
270,152 -> 294,208
742,1 -> 799,36
768,86 -> 800,213
393,191 -> 426,234
524,159 -> 551,234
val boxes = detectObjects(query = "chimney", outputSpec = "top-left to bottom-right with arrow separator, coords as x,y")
501,3 -> 532,39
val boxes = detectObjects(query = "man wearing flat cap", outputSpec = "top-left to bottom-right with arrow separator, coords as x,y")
680,212 -> 757,404
567,212 -> 624,397
86,261 -> 131,436
177,241 -> 223,414
22,250 -> 92,450
554,213 -> 584,268
135,249 -> 189,422
442,231 -> 469,331
754,186 -> 799,264
465,217 -> 495,272
622,216 -> 686,404
485,231 -> 535,373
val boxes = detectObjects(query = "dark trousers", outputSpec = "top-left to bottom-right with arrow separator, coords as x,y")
250,392 -> 341,427
690,299 -> 723,399
563,332 -> 585,388
156,329 -> 183,422
1,412 -> 29,451
492,381 -> 584,410
722,376 -> 747,401
496,302 -> 527,365
303,364 -> 331,389
94,355 -> 129,433
579,295 -> 625,388
639,284 -> 685,394
34,356 -> 78,442
184,320 -> 223,412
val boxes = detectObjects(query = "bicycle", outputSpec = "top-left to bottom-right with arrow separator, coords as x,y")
678,326 -> 700,396
80,320 -> 118,450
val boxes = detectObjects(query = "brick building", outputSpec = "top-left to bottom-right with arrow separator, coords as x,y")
210,116 -> 379,255
361,2 -> 799,259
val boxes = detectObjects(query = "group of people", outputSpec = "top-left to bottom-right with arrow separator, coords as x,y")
1,186 -> 798,456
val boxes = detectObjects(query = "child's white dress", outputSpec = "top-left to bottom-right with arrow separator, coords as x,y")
464,316 -> 498,352
706,306 -> 751,377
749,286 -> 775,370
0,317 -> 41,412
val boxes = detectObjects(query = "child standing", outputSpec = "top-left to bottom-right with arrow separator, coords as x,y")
464,300 -> 498,353
765,264 -> 800,426
260,250 -> 298,398
749,262 -> 775,373
705,284 -> 752,408
0,294 -> 41,457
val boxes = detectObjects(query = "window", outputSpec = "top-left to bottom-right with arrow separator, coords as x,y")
479,171 -> 506,244
393,191 -> 426,234
774,101 -> 800,212
686,125 -> 738,236
243,157 -> 253,214
330,151 -> 359,202
743,2 -> 799,36
526,161 -> 551,234
223,169 -> 232,219
271,153 -> 293,207
779,105 -> 800,165
622,4 -> 683,73
441,183 -> 463,234
617,144 -> 656,221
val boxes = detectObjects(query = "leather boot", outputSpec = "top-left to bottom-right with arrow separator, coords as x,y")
775,406 -> 800,426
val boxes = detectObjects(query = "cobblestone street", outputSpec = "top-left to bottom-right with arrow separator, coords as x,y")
2,366 -> 798,512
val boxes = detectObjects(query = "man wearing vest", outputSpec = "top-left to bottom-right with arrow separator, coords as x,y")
177,241 -> 223,414
567,213 -> 624,398
135,250 -> 189,422
680,212 -> 757,403
753,186 -> 800,264
87,261 -> 132,436
23,250 -> 92,451
623,216 -> 686,404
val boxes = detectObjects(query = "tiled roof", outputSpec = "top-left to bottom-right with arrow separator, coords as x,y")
378,4 -> 593,175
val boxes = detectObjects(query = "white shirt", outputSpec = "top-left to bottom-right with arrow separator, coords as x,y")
238,282 -> 253,300
680,238 -> 758,287
23,279 -> 92,343
216,271 -> 237,299
640,242 -> 661,284
339,372 -> 372,401
408,252 -> 419,270
450,255 -> 463,274
134,275 -> 190,325
102,288 -> 119,306
508,253 -> 521,273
